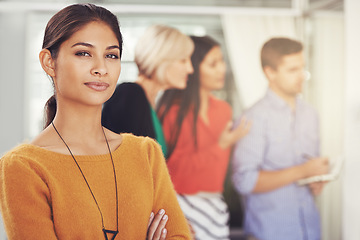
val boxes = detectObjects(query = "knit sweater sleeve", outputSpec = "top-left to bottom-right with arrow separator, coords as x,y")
0,150 -> 58,240
143,138 -> 191,239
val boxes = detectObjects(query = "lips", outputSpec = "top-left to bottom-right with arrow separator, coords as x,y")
84,82 -> 109,91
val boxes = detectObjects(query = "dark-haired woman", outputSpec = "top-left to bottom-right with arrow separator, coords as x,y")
157,36 -> 251,240
0,4 -> 191,240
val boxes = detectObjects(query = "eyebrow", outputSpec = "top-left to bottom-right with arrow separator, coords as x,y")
71,42 -> 120,50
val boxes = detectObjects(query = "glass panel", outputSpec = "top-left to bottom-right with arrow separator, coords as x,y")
309,0 -> 344,11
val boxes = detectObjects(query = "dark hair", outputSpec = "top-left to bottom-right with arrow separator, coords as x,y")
261,37 -> 303,70
43,3 -> 123,128
157,35 -> 219,158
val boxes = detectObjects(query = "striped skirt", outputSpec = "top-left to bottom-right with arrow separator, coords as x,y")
177,192 -> 230,240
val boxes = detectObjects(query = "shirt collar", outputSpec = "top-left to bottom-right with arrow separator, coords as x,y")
265,88 -> 288,109
265,88 -> 301,111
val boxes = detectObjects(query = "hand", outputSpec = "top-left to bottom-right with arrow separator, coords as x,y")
147,209 -> 168,240
308,181 -> 327,196
219,117 -> 251,149
187,221 -> 196,239
302,157 -> 329,178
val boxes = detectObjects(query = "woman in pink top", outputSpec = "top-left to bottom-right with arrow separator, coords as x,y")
157,36 -> 251,240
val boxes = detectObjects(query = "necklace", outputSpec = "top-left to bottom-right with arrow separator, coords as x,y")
52,122 -> 119,240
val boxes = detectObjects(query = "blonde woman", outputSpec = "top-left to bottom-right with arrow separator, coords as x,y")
102,25 -> 194,157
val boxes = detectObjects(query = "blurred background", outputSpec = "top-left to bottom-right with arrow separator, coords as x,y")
1,0 -> 359,239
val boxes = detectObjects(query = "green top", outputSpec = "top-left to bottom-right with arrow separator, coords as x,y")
150,107 -> 168,157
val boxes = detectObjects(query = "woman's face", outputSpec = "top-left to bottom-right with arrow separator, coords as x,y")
199,46 -> 226,91
52,21 -> 121,106
163,54 -> 193,90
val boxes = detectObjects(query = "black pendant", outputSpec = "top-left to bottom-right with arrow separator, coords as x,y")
103,229 -> 118,240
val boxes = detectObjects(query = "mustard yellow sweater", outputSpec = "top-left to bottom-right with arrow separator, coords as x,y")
0,134 -> 191,239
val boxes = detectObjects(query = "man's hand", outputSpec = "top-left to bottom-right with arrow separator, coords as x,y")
302,157 -> 329,178
309,181 -> 327,196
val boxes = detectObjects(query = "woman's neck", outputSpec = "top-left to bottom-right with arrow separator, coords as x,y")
136,75 -> 164,108
52,100 -> 105,142
31,97 -> 122,156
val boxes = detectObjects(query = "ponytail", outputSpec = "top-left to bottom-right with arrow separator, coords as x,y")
44,94 -> 57,129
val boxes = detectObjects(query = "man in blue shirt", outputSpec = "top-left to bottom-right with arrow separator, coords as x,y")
232,37 -> 329,240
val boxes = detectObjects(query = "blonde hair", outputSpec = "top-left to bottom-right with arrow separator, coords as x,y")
134,24 -> 194,83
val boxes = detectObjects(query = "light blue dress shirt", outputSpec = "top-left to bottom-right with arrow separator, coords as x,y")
232,89 -> 321,240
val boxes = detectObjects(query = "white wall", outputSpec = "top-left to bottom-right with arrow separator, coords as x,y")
309,12 -> 344,240
342,0 -> 360,239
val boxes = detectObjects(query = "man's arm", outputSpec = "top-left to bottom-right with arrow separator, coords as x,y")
232,111 -> 328,195
253,157 -> 328,193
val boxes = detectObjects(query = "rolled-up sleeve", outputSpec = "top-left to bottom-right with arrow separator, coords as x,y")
232,111 -> 266,195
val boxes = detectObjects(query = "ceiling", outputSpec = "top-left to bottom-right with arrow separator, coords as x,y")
0,0 -> 343,10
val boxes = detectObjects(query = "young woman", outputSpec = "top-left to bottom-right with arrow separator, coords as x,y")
0,4 -> 191,240
101,24 -> 194,156
157,36 -> 251,240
